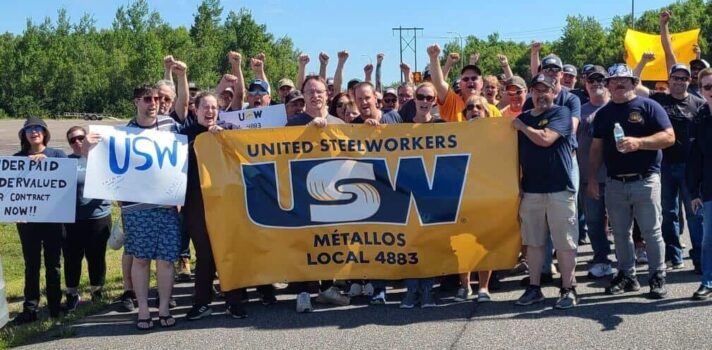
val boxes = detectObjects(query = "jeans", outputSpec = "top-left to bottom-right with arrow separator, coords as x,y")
605,174 -> 666,277
17,223 -> 63,314
661,163 -> 704,266
63,215 -> 112,288
583,183 -> 611,264
701,201 -> 712,288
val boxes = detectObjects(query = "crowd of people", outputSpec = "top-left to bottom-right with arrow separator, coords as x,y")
7,11 -> 712,330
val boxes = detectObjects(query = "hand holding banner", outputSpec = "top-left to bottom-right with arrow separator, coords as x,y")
84,125 -> 188,206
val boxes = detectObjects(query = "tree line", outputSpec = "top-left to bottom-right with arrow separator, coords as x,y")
0,0 -> 710,118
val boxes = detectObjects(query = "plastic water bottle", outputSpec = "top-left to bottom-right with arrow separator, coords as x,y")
613,122 -> 625,152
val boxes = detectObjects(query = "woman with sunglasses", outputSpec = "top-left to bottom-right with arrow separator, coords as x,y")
11,116 -> 67,325
329,92 -> 359,123
462,95 -> 492,121
61,126 -> 112,312
400,82 -> 443,308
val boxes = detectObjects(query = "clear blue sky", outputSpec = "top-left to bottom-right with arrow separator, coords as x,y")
0,0 -> 674,85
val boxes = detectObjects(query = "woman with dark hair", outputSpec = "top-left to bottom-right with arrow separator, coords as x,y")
11,116 -> 67,325
61,126 -> 112,312
328,92 -> 359,123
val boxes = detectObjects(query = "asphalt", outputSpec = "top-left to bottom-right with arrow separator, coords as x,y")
15,235 -> 712,350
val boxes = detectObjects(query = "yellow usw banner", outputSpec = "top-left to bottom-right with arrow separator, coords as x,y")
195,118 -> 521,290
625,28 -> 700,81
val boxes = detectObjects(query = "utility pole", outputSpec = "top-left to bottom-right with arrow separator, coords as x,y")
393,26 -> 424,83
631,0 -> 635,29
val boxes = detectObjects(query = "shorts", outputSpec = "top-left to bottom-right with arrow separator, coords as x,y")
122,207 -> 182,262
519,191 -> 578,250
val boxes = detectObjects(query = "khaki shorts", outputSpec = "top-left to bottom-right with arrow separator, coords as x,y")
519,191 -> 579,251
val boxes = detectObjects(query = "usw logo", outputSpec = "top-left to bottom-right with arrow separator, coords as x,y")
242,155 -> 470,228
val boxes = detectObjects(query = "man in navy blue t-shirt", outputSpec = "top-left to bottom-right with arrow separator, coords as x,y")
513,74 -> 579,309
588,64 -> 675,299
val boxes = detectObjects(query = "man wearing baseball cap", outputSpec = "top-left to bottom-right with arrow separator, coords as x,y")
500,76 -> 527,118
246,79 -> 272,108
588,63 -> 675,299
427,44 -> 501,122
284,90 -> 305,118
277,78 -> 296,103
570,64 -> 594,105
382,88 -> 399,112
512,74 -> 579,309
562,64 -> 578,90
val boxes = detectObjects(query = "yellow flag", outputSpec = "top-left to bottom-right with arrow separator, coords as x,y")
194,119 -> 521,291
625,28 -> 700,81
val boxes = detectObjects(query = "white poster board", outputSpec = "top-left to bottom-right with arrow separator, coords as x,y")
0,157 -> 77,223
219,104 -> 287,129
84,125 -> 188,206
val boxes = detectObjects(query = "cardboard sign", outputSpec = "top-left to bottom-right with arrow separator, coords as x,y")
84,125 -> 188,206
219,104 -> 288,129
0,157 -> 77,223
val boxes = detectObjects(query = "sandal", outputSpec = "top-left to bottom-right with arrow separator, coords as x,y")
159,315 -> 176,328
136,317 -> 154,331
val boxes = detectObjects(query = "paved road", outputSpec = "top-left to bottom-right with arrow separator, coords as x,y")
16,237 -> 712,350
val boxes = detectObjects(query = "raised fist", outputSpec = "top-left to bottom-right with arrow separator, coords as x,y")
337,50 -> 349,61
693,44 -> 701,54
171,61 -> 188,75
497,54 -> 509,65
531,41 -> 541,52
251,57 -> 263,70
659,10 -> 671,26
255,52 -> 266,61
228,51 -> 242,65
400,62 -> 411,73
469,52 -> 480,65
319,52 -> 329,64
163,55 -> 175,69
426,44 -> 441,58
641,51 -> 656,62
299,53 -> 310,66
364,63 -> 374,74
376,53 -> 384,63
447,52 -> 460,64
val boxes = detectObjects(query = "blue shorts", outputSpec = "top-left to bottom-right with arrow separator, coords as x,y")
122,207 -> 182,262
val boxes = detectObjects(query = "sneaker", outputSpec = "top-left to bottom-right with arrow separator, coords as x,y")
362,282 -> 374,296
296,292 -> 313,313
453,287 -> 473,302
91,290 -> 104,302
421,284 -> 436,308
588,263 -> 615,278
186,304 -> 212,320
606,272 -> 640,295
261,293 -> 277,306
115,290 -> 136,312
648,272 -> 668,299
176,257 -> 192,282
477,290 -> 492,303
369,290 -> 386,305
226,303 -> 247,319
510,260 -> 529,275
666,262 -> 685,271
315,286 -> 350,306
692,285 -> 712,300
64,293 -> 81,312
515,286 -> 545,306
400,289 -> 418,309
348,283 -> 363,297
635,247 -> 648,264
554,287 -> 578,309
11,308 -> 38,326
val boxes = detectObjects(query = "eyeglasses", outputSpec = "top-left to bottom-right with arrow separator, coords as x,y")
670,76 -> 690,82
304,89 -> 326,95
466,104 -> 485,111
141,96 -> 160,103
248,90 -> 269,96
702,84 -> 712,91
543,66 -> 561,73
415,94 -> 435,102
398,93 -> 411,98
506,89 -> 524,96
586,77 -> 605,84
383,98 -> 397,103
68,135 -> 85,144
23,125 -> 43,134
461,76 -> 479,83
159,96 -> 173,104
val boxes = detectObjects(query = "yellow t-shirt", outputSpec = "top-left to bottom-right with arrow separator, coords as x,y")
438,89 -> 502,122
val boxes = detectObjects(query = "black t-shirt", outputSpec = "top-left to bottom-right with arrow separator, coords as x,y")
518,106 -> 574,193
523,88 -> 581,149
650,92 -> 704,164
592,96 -> 672,177
13,147 -> 66,158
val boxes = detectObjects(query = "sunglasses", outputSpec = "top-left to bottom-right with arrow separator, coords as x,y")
543,66 -> 561,73
68,135 -> 85,144
670,76 -> 690,82
415,94 -> 435,102
586,77 -> 605,84
506,89 -> 524,96
23,125 -> 43,134
703,84 -> 712,91
248,90 -> 269,96
159,96 -> 173,103
140,96 -> 160,103
466,104 -> 485,111
460,76 -> 479,83
383,98 -> 397,103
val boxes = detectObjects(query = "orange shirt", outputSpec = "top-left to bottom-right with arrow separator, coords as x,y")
438,89 -> 502,122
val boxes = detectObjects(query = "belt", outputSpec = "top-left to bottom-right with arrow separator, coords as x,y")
611,173 -> 648,183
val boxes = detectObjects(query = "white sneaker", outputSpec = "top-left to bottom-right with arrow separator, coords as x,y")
453,287 -> 473,302
348,283 -> 363,297
588,263 -> 615,278
477,290 -> 491,303
296,292 -> 312,313
362,283 -> 374,296
636,247 -> 648,264
315,287 -> 350,306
